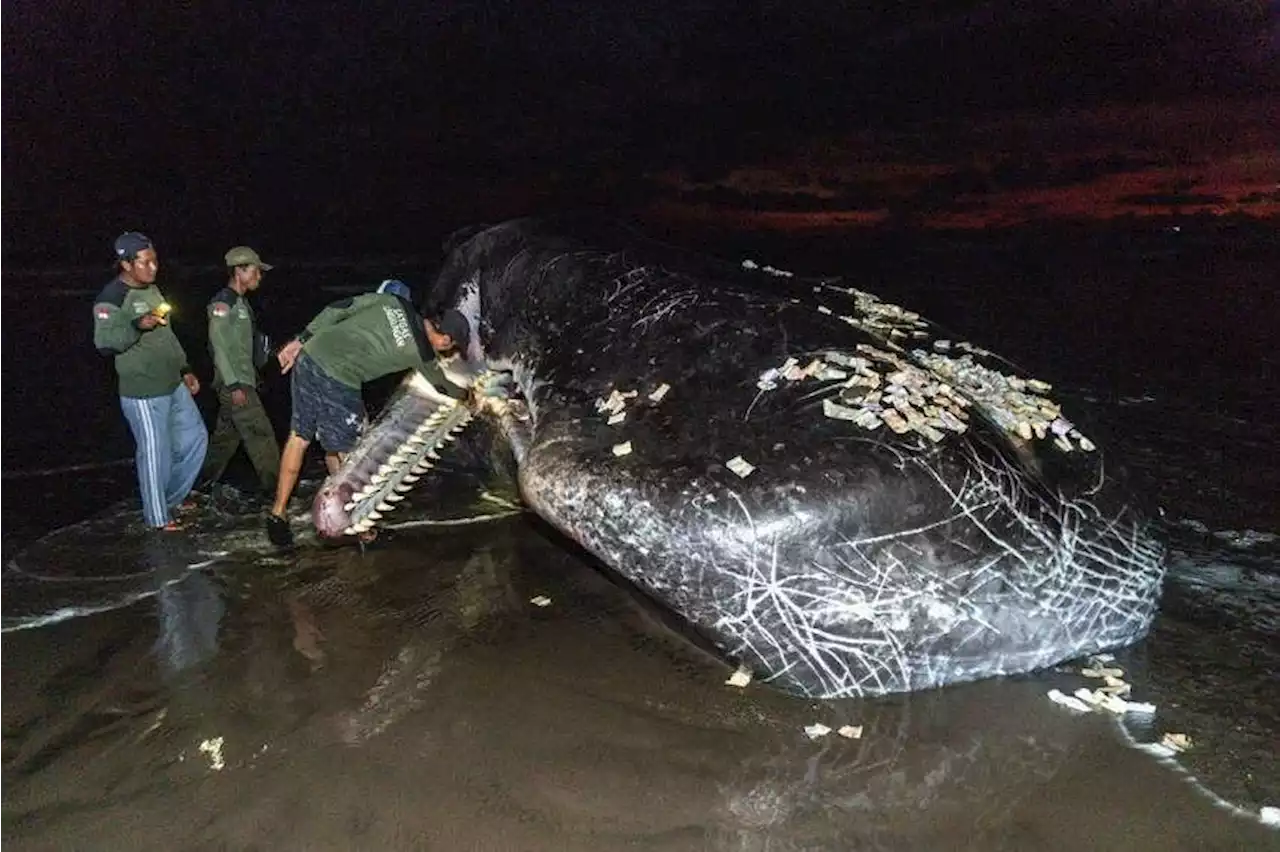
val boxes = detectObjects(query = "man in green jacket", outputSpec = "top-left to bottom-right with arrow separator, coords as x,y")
266,291 -> 471,546
93,232 -> 208,531
198,246 -> 282,498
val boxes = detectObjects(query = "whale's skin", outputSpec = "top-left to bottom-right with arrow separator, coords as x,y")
342,216 -> 1167,698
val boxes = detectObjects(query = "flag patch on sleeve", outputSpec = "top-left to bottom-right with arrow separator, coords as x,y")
95,306 -> 111,321
212,302 -> 230,317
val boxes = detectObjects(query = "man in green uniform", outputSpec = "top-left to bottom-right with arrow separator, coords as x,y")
266,291 -> 472,546
93,232 -> 208,531
198,246 -> 282,498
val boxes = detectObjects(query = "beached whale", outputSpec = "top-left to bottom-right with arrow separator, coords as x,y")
313,216 -> 1166,699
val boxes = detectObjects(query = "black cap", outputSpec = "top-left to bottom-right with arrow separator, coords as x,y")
114,231 -> 153,261
436,308 -> 471,351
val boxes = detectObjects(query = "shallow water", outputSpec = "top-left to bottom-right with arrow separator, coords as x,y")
3,515 -> 1277,851
3,224 -> 1279,849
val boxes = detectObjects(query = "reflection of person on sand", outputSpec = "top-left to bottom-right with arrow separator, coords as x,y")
266,292 -> 472,547
92,232 -> 208,532
198,246 -> 282,499
144,534 -> 224,677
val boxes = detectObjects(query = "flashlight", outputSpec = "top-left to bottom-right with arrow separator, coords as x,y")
154,302 -> 173,319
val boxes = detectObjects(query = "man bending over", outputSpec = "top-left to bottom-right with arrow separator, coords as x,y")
267,291 -> 472,546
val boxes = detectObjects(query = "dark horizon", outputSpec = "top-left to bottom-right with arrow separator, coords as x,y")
4,0 -> 1278,266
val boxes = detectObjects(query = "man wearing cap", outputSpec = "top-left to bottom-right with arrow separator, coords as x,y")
92,232 -> 208,531
265,291 -> 473,546
198,246 -> 282,499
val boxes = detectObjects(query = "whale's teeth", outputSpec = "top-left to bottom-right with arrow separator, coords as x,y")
353,519 -> 374,532
405,435 -> 427,445
388,453 -> 408,466
425,449 -> 440,460
401,474 -> 420,484
376,463 -> 395,477
344,501 -> 356,512
367,510 -> 383,521
411,464 -> 430,474
370,471 -> 388,485
342,526 -> 356,536
386,493 -> 405,502
394,484 -> 413,493
376,501 -> 392,511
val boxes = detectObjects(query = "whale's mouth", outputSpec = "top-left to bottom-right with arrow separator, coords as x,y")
312,372 -> 474,538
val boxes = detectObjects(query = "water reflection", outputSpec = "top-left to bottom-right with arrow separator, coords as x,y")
144,535 -> 225,677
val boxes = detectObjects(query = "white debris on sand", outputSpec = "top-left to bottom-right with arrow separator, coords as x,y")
648,383 -> 671,403
1259,806 -> 1280,827
726,456 -> 755,478
837,725 -> 864,739
804,723 -> 831,740
199,737 -> 226,771
612,442 -> 633,457
529,595 -> 552,607
725,666 -> 752,688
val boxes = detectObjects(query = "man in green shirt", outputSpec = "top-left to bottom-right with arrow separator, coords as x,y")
266,292 -> 471,546
92,232 -> 208,531
198,246 -> 282,498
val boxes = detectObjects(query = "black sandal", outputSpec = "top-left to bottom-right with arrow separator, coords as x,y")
266,513 -> 294,547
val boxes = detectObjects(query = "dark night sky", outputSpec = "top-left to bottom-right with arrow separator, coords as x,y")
3,0 -> 1277,263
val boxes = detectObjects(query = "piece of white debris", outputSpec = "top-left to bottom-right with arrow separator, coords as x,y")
612,441 -> 632,457
1081,665 -> 1124,678
726,456 -> 755,478
837,725 -> 864,739
648,383 -> 670,403
199,737 -> 226,771
1047,688 -> 1094,713
817,305 -> 833,315
725,666 -> 752,688
1259,806 -> 1280,827
607,411 -> 626,425
742,259 -> 759,270
1089,653 -> 1116,663
1161,732 -> 1193,752
804,723 -> 831,740
529,595 -> 552,607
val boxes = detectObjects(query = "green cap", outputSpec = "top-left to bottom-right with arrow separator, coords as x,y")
224,246 -> 274,270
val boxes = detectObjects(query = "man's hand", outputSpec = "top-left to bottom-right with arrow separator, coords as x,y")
230,388 -> 248,407
183,373 -> 201,396
277,338 -> 304,374
135,313 -> 163,331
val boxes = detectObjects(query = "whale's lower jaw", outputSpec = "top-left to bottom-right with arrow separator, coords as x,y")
312,372 -> 473,539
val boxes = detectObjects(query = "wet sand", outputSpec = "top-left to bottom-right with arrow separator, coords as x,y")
3,516 -> 1277,851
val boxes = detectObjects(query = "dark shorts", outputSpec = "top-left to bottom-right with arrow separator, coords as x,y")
290,353 -> 364,452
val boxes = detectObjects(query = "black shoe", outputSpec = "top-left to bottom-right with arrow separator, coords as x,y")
266,513 -> 294,548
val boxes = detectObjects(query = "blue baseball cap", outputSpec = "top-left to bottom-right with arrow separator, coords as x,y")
377,279 -> 412,300
114,231 -> 154,261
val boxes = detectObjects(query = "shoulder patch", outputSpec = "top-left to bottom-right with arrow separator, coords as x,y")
212,302 -> 231,318
95,305 -> 112,321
